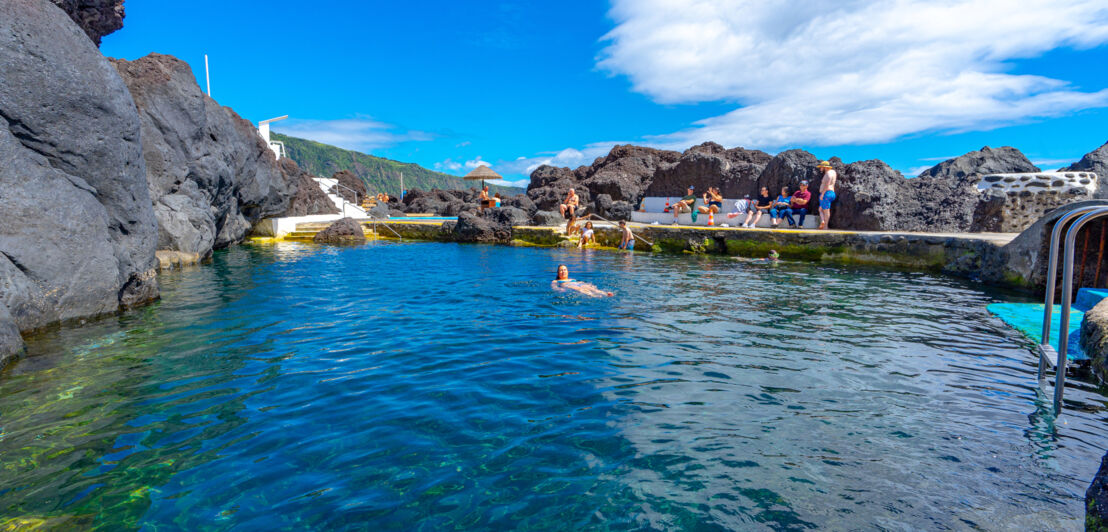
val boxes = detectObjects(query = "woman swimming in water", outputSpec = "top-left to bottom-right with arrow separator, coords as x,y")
551,264 -> 613,297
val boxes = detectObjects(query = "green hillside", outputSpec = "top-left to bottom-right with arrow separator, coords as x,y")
273,133 -> 524,196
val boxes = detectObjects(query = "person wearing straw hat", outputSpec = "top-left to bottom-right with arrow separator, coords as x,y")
817,160 -> 837,229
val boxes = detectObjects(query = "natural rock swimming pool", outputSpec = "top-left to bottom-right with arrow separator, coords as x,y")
1,241 -> 1105,530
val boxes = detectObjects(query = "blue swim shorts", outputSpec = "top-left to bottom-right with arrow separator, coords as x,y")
820,190 -> 837,210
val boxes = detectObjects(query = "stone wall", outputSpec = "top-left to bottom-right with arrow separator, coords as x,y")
975,172 -> 1097,232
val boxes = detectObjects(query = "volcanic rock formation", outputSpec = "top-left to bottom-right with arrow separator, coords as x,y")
0,0 -> 158,362
49,0 -> 124,46
1066,142 -> 1108,199
112,53 -> 296,259
279,159 -> 340,217
313,218 -> 365,244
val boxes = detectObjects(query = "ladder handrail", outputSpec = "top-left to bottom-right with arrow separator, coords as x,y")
574,214 -> 654,247
1042,206 -> 1103,347
1050,206 -> 1108,413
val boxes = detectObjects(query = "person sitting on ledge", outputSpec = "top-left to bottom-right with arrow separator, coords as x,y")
560,189 -> 579,219
552,264 -> 613,297
784,181 -> 811,228
728,194 -> 757,228
769,186 -> 791,228
702,187 -> 724,214
578,221 -> 595,248
479,185 -> 492,211
671,186 -> 697,225
751,187 -> 773,228
493,192 -> 502,208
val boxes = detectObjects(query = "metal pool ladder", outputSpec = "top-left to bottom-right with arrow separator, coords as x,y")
1039,206 -> 1108,414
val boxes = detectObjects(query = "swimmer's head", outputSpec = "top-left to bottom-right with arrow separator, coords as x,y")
556,264 -> 569,280
768,250 -> 780,260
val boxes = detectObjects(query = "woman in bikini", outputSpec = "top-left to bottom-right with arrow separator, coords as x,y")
551,264 -> 613,297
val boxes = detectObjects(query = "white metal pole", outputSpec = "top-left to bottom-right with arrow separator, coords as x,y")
204,54 -> 211,96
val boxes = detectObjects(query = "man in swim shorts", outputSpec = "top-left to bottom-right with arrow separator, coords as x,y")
817,160 -> 837,230
618,220 -> 634,251
560,189 -> 579,219
672,186 -> 696,224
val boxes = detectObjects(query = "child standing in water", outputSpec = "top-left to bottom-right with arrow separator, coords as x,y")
618,220 -> 634,251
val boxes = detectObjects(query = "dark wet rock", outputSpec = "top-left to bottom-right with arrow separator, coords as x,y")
313,218 -> 365,243
388,208 -> 406,218
969,189 -> 1010,233
366,202 -> 390,219
452,211 -> 511,243
527,165 -> 589,211
403,188 -> 476,216
1065,141 -> 1108,198
608,201 -> 634,221
593,194 -> 614,217
279,158 -> 339,217
1089,451 -> 1108,531
918,146 -> 1039,179
330,169 -> 368,205
584,144 -> 680,203
1081,299 -> 1108,385
112,53 -> 295,256
49,0 -> 124,46
0,305 -> 23,369
481,207 -> 531,227
531,210 -> 563,226
0,0 -> 159,350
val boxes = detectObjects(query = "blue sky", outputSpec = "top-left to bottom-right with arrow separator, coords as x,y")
102,1 -> 1108,187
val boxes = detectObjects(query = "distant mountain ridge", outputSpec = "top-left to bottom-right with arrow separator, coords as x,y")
273,133 -> 523,196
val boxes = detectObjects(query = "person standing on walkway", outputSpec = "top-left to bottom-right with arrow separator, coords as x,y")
817,161 -> 837,229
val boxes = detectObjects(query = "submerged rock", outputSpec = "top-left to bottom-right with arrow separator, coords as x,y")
112,53 -> 295,258
313,218 -> 365,244
0,0 -> 159,363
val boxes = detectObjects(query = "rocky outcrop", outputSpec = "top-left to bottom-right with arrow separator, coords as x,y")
1,0 -> 159,361
1089,452 -> 1108,531
917,146 -> 1040,179
451,212 -> 511,243
49,0 -> 124,46
112,53 -> 295,259
1080,298 -> 1108,384
329,170 -> 368,205
1066,142 -> 1108,199
313,218 -> 365,244
280,159 -> 339,217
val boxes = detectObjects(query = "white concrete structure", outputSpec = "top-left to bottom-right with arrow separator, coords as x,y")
257,115 -> 288,159
313,177 -> 367,218
252,174 -> 376,238
976,171 -> 1097,194
631,197 -> 820,228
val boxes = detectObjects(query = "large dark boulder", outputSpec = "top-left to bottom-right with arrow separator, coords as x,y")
481,207 -> 531,227
583,144 -> 679,203
1065,141 -> 1108,199
646,143 -> 770,198
112,53 -> 295,256
918,146 -> 1040,179
1089,451 -> 1108,531
757,150 -> 825,199
313,218 -> 365,244
832,160 -> 909,231
527,165 -> 586,211
532,210 -> 563,226
504,194 -> 537,215
1,0 -> 159,361
279,158 -> 339,217
330,169 -> 368,205
49,0 -> 124,46
452,211 -> 511,243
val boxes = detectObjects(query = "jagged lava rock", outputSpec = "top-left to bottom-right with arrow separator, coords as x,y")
280,159 -> 339,217
452,212 -> 511,243
832,160 -> 910,231
0,0 -> 159,362
1065,141 -> 1108,199
647,143 -> 770,198
330,169 -> 368,204
531,210 -> 563,226
49,0 -> 124,46
918,146 -> 1040,179
313,218 -> 365,243
481,207 -> 531,227
112,53 -> 295,258
1088,451 -> 1108,531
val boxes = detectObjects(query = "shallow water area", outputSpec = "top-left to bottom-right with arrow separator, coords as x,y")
1,241 -> 1106,530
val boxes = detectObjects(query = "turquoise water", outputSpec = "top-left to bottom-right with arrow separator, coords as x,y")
1,242 -> 1106,530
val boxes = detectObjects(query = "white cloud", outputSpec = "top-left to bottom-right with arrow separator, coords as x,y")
434,159 -> 464,172
597,0 -> 1108,150
464,157 -> 491,170
274,117 -> 433,152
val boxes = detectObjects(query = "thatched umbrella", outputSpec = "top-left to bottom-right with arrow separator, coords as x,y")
463,165 -> 502,189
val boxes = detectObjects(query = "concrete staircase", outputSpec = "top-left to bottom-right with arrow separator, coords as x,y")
313,177 -> 367,218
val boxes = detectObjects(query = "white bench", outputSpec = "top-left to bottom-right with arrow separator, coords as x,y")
631,197 -> 820,228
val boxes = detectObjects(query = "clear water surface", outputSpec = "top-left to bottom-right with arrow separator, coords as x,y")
1,241 -> 1106,530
